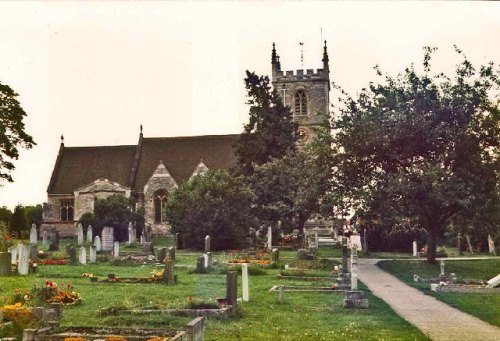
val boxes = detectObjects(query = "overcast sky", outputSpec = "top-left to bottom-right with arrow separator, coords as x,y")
0,1 -> 499,210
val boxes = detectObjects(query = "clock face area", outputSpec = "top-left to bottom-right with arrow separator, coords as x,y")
297,127 -> 310,143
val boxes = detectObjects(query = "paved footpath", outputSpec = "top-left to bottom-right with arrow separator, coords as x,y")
357,259 -> 500,341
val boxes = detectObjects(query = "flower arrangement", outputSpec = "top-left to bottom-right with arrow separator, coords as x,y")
151,269 -> 164,280
64,338 -> 88,341
81,272 -> 94,278
0,222 -> 14,252
37,259 -> 70,265
0,302 -> 34,328
8,281 -> 81,306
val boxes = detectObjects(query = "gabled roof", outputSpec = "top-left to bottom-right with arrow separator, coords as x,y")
47,134 -> 239,195
47,145 -> 137,194
134,134 -> 239,191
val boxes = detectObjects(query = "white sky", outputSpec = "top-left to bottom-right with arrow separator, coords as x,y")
0,1 -> 499,210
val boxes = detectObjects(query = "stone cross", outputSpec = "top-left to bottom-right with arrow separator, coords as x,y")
18,243 -> 29,275
89,245 -> 96,264
226,270 -> 238,308
86,226 -> 93,244
267,226 -> 272,250
76,223 -> 84,245
113,241 -> 120,258
30,224 -> 37,244
94,236 -> 102,252
413,241 -> 418,257
168,246 -> 176,261
204,235 -> 211,253
488,234 -> 496,256
242,263 -> 249,302
271,248 -> 279,266
350,245 -> 358,290
101,227 -> 114,251
440,260 -> 445,277
128,222 -> 134,245
42,231 -> 48,246
79,247 -> 86,264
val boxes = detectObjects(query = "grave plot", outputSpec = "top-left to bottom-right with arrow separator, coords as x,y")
92,260 -> 176,285
431,273 -> 500,293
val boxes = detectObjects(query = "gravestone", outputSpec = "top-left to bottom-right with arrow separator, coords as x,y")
196,256 -> 205,273
297,248 -> 307,260
18,244 -> 29,275
76,223 -> 84,245
226,270 -> 238,308
413,241 -> 418,257
79,247 -> 86,264
440,260 -> 445,277
314,229 -> 319,249
68,246 -> 77,265
488,234 -> 496,256
487,274 -> 500,288
271,248 -> 279,265
343,290 -> 369,309
203,253 -> 209,268
206,251 -> 212,267
175,233 -> 183,249
30,224 -> 37,244
267,226 -> 272,250
350,234 -> 362,251
457,233 -> 463,255
86,226 -> 93,244
143,242 -> 154,254
42,231 -> 48,246
8,245 -> 17,264
204,235 -> 211,253
242,263 -> 249,302
466,234 -> 474,254
113,241 -> 120,257
341,237 -> 348,273
101,227 -> 114,251
350,246 -> 358,290
163,259 -> 175,285
248,228 -> 256,246
94,236 -> 102,252
157,247 -> 167,262
278,285 -> 285,303
128,222 -> 134,245
140,234 -> 145,244
168,246 -> 176,261
89,245 -> 96,264
30,245 -> 38,261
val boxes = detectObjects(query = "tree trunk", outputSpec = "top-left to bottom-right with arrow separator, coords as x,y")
427,228 -> 437,263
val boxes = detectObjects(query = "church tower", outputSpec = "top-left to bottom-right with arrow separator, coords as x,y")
271,41 -> 330,143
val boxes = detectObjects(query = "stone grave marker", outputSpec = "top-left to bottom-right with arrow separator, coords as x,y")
413,241 -> 418,257
466,234 -> 474,254
196,256 -> 205,273
203,253 -> 209,268
297,248 -> 307,260
351,246 -> 358,290
128,222 -> 134,245
226,270 -> 238,308
488,234 -> 496,256
168,246 -> 176,261
79,247 -> 86,264
242,263 -> 249,302
94,236 -> 102,252
175,233 -> 183,249
249,228 -> 256,246
113,241 -> 120,257
76,223 -> 84,245
18,244 -> 29,275
143,242 -> 154,254
314,229 -> 319,249
343,290 -> 369,309
457,233 -> 463,256
163,259 -> 175,285
158,247 -> 167,262
272,248 -> 279,265
87,226 -> 93,244
0,247 -> 11,275
267,226 -> 272,250
342,237 -> 348,273
440,260 -> 445,277
140,234 -> 145,244
30,245 -> 38,261
101,227 -> 114,251
68,246 -> 77,265
204,235 -> 211,253
206,251 -> 212,267
487,274 -> 500,288
42,231 -> 48,246
30,223 -> 37,245
89,245 -> 97,264
8,245 -> 17,264
278,285 -> 285,303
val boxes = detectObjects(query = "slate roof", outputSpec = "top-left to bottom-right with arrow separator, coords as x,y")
47,134 -> 239,194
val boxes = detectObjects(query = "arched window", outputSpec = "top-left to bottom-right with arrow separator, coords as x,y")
60,199 -> 74,221
294,90 -> 307,116
154,190 -> 168,224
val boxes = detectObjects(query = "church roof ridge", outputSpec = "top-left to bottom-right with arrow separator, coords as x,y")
143,133 -> 240,141
62,144 -> 137,150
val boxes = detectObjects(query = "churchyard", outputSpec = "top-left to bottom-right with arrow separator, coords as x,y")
0,232 -> 436,341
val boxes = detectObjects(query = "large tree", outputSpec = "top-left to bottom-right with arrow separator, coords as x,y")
165,169 -> 255,251
233,71 -> 298,176
332,47 -> 500,262
93,194 -> 143,240
9,204 -> 29,238
0,82 -> 35,183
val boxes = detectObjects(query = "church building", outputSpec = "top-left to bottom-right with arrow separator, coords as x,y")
41,42 -> 330,236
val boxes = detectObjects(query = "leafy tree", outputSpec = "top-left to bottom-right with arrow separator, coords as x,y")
0,82 -> 35,183
0,206 -> 12,226
9,204 -> 29,238
165,169 -> 255,251
332,47 -> 500,263
25,204 -> 43,228
94,194 -> 137,240
233,71 -> 298,176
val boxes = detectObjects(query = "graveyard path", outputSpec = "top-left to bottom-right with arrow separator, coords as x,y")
357,259 -> 500,341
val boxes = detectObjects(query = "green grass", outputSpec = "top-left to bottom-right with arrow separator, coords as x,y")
0,239 -> 430,340
378,259 -> 500,327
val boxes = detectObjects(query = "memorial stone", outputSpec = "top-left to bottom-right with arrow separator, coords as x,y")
341,237 -> 348,273
128,222 -> 134,245
163,259 -> 175,285
113,241 -> 120,257
143,242 -> 154,254
242,263 -> 249,302
278,285 -> 285,303
42,231 -> 48,246
440,260 -> 445,277
86,226 -> 93,244
30,245 -> 38,261
76,223 -> 84,245
267,226 -> 272,250
68,246 -> 77,265
226,270 -> 238,308
101,227 -> 114,251
196,256 -> 205,273
204,235 -> 210,253
271,248 -> 279,265
30,224 -> 37,244
94,236 -> 102,252
413,241 -> 418,257
89,245 -> 97,264
157,247 -> 167,262
168,246 -> 176,261
18,244 -> 29,275
8,245 -> 17,264
79,247 -> 86,264
488,234 -> 496,256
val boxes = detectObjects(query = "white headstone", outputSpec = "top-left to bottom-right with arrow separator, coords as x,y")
77,223 -> 84,245
87,226 -> 93,243
204,235 -> 210,253
350,235 -> 362,251
242,263 -> 249,302
487,274 -> 500,288
128,222 -> 134,245
89,245 -> 97,264
79,247 -> 86,264
203,253 -> 209,268
140,235 -> 145,244
351,246 -> 358,290
18,244 -> 29,275
440,260 -> 445,276
113,241 -> 120,257
42,231 -> 48,246
8,246 -> 17,263
314,229 -> 319,248
413,241 -> 418,257
488,234 -> 496,255
101,227 -> 114,251
267,226 -> 272,250
30,224 -> 37,244
94,236 -> 102,252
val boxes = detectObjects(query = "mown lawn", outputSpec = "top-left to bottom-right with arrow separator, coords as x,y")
1,240 -> 430,340
378,259 -> 500,327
